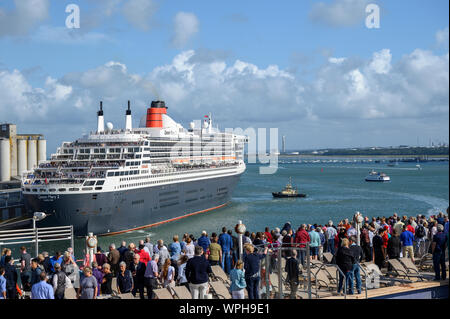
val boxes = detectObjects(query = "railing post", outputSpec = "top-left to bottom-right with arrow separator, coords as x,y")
278,246 -> 282,299
33,218 -> 39,258
306,243 -> 311,299
265,247 -> 270,300
70,225 -> 74,254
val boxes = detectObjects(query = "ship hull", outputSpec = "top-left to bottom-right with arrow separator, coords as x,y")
23,174 -> 241,236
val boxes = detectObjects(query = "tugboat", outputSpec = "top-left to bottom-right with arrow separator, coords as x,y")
365,170 -> 391,182
272,177 -> 307,198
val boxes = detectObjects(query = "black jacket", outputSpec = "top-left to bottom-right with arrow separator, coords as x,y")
285,257 -> 299,283
387,236 -> 402,258
129,261 -> 146,281
349,244 -> 365,263
336,247 -> 355,273
4,263 -> 17,289
185,255 -> 212,284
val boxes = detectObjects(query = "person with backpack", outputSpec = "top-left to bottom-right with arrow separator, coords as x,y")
415,221 -> 427,257
52,263 -> 71,299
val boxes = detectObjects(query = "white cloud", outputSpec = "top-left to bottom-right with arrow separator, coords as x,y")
171,12 -> 199,48
309,0 -> 372,27
122,0 -> 157,31
0,0 -> 49,37
436,26 -> 449,48
0,46 -> 448,150
369,49 -> 392,74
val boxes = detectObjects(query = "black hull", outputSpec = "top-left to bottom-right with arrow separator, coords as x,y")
272,192 -> 307,198
23,174 -> 242,236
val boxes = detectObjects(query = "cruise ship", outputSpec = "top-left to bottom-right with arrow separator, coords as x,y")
21,101 -> 246,236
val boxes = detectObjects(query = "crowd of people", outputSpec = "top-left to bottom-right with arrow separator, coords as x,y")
0,210 -> 448,300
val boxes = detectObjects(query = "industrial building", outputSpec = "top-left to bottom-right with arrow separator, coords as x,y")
0,123 -> 46,182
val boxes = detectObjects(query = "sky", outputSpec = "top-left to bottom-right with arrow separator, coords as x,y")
0,0 -> 448,152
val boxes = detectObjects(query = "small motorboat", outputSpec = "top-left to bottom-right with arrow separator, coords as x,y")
365,170 -> 391,182
272,177 -> 307,198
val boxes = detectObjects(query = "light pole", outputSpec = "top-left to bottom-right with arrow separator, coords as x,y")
235,220 -> 246,261
86,233 -> 98,268
354,211 -> 364,246
33,212 -> 47,257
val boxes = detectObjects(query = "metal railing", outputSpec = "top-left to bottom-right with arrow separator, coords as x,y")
250,243 -> 374,299
0,225 -> 74,258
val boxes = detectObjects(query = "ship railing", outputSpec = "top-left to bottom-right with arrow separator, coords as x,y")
250,242 -> 365,299
0,225 -> 74,260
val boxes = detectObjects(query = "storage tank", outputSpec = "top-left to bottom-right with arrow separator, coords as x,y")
27,139 -> 37,170
0,138 -> 11,182
37,139 -> 46,164
17,139 -> 27,176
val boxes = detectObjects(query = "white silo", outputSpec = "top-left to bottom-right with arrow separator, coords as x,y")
37,139 -> 47,164
0,138 -> 11,182
27,139 -> 37,170
17,139 -> 28,176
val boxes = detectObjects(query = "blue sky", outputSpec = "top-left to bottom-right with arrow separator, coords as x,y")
0,0 -> 449,151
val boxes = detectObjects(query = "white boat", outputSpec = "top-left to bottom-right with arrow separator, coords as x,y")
365,170 -> 390,182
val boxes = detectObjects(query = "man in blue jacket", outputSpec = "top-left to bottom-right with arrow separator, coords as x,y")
218,227 -> 233,274
185,246 -> 212,299
197,231 -> 211,258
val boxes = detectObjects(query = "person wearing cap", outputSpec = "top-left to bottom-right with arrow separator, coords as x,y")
432,224 -> 447,281
52,262 -> 71,299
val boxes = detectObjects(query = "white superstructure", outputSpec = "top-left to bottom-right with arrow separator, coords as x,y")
21,101 -> 247,196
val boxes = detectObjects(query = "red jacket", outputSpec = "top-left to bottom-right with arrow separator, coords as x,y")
406,225 -> 415,234
135,249 -> 150,266
295,230 -> 310,248
264,232 -> 273,243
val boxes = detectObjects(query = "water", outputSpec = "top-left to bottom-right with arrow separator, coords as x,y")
7,160 -> 449,259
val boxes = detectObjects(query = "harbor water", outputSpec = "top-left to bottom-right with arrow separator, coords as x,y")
6,159 -> 449,259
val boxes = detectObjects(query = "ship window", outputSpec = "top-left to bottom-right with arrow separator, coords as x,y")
100,148 -> 105,153
116,148 -> 121,153
96,180 -> 105,185
114,172 -> 120,176
107,172 -> 114,177
94,149 -> 99,153
69,188 -> 79,191
125,171 -> 129,176
58,188 -> 66,192
128,148 -> 133,152
49,189 -> 56,192
120,171 -> 125,176
95,187 -> 102,190
84,181 -> 96,186
39,189 -> 46,192
32,189 -> 38,192
134,147 -> 139,152
82,187 -> 93,191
